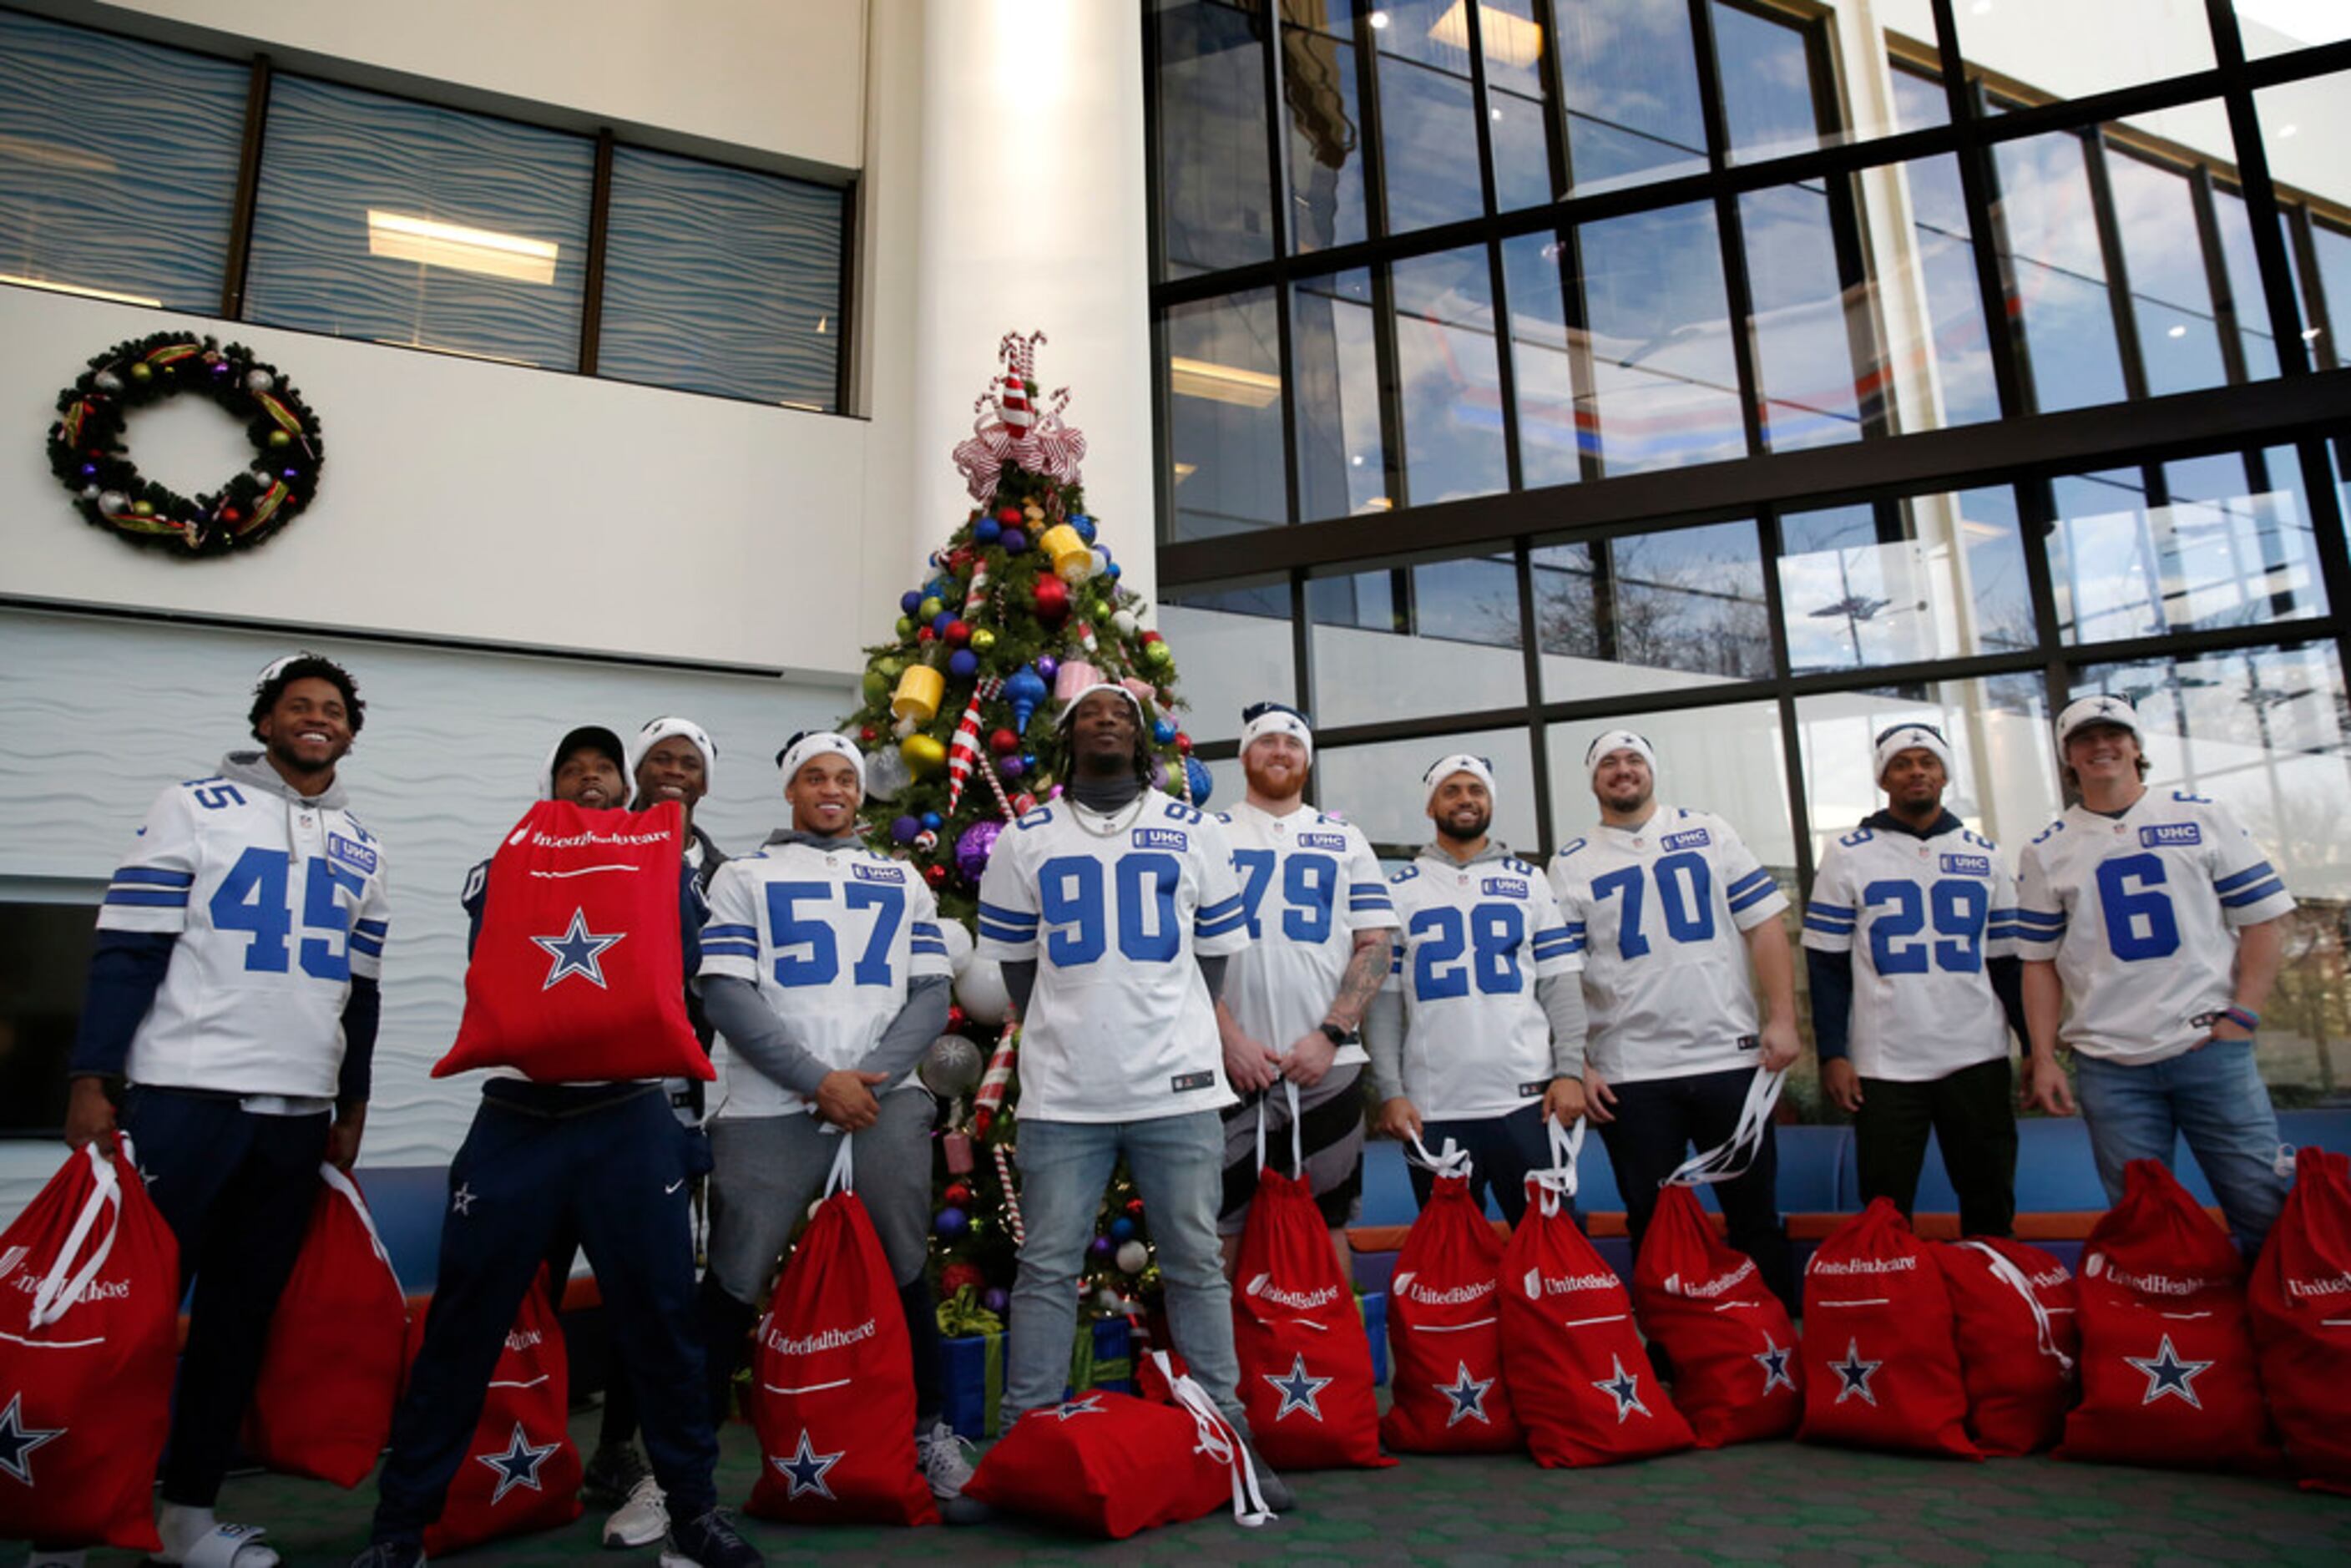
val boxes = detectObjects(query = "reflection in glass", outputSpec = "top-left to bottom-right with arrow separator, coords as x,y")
1740,180 -> 1870,450
1795,678 -> 2054,869
1888,63 -> 1949,133
1160,580 -> 1295,742
1318,727 -> 1539,852
1282,24 -> 1369,252
1580,201 -> 1746,473
1547,702 -> 1796,871
1500,230 -> 1587,488
1992,130 -> 2127,412
2310,218 -> 2350,371
1154,0 -> 1275,280
1392,246 -> 1509,503
1165,289 -> 1288,540
1715,2 -> 1832,164
2105,149 -> 2226,397
2256,73 -> 2350,362
1291,268 -> 1388,521
1534,519 -> 1772,700
2047,453 -> 2328,644
1779,488 -> 2035,675
1378,51 -> 1484,233
2212,186 -> 2282,379
1876,152 -> 2000,427
1308,555 -> 1523,727
1482,0 -> 1555,215
1556,0 -> 1706,195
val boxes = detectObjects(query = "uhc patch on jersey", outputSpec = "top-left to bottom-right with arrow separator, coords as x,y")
1661,828 -> 1713,851
1939,852 -> 1991,877
1482,876 -> 1529,898
326,832 -> 378,875
851,862 -> 904,883
1170,1070 -> 1216,1093
1296,832 -> 1348,851
1133,827 -> 1189,851
2141,822 -> 2202,847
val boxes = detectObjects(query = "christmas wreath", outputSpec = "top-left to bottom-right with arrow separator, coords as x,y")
47,331 -> 324,554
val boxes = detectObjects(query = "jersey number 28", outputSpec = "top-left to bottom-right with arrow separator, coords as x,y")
1409,903 -> 1524,999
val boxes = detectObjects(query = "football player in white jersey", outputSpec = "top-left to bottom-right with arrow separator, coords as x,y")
2017,695 -> 2296,1250
1802,722 -> 2028,1237
691,731 -> 982,1520
1549,731 -> 1798,1307
64,654 -> 387,1568
976,684 -> 1292,1510
1213,702 -> 1398,1278
1366,754 -> 1587,1225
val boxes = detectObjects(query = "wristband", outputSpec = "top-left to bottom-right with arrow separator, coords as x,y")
2222,1005 -> 2259,1034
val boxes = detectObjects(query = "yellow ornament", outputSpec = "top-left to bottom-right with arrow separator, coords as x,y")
902,732 -> 948,776
969,627 -> 997,653
892,664 -> 945,723
1039,523 -> 1092,584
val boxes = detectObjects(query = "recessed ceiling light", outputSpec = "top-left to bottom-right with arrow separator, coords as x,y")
2166,324 -> 2187,338
1369,10 -> 1390,30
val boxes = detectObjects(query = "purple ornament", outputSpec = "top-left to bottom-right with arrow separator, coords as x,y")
1049,784 -> 1064,800
981,1287 -> 1009,1315
1035,654 -> 1059,682
998,754 -> 1025,781
948,649 -> 979,680
890,813 -> 922,844
1000,528 -> 1027,554
1150,759 -> 1169,791
1089,1236 -> 1113,1259
956,819 -> 1004,881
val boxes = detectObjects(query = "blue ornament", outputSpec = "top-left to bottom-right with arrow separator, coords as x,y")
932,611 -> 956,635
948,649 -> 979,680
1020,752 -> 1038,772
1106,561 -> 1122,579
1000,529 -> 1028,554
900,589 -> 923,615
1005,665 -> 1049,730
975,518 -> 1002,544
935,1206 -> 970,1239
1071,513 -> 1096,542
1186,757 -> 1214,805
1152,719 -> 1177,744
921,812 -> 942,831
890,814 -> 922,844
1110,1216 -> 1136,1242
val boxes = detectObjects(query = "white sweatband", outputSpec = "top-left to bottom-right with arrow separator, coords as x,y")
1873,722 -> 1953,782
1584,729 -> 1656,780
630,715 -> 718,792
1057,680 -> 1150,726
1239,705 -> 1312,764
1423,752 -> 1496,812
778,731 -> 864,797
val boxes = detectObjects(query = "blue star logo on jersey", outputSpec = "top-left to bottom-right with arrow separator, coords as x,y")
1438,1362 -> 1495,1427
1046,1393 -> 1105,1422
2124,1334 -> 2213,1409
1264,1353 -> 1332,1420
476,1422 -> 557,1505
1754,1335 -> 1796,1395
531,908 -> 625,989
1590,1354 -> 1652,1424
771,1429 -> 842,1500
1831,1338 -> 1881,1406
0,1393 -> 65,1485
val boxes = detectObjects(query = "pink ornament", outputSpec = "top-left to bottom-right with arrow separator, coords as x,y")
1052,660 -> 1103,703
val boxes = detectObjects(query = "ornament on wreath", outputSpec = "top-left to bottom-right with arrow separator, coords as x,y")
47,332 -> 325,554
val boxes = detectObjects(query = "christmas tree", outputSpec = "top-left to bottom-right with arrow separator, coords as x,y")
843,333 -> 1212,1330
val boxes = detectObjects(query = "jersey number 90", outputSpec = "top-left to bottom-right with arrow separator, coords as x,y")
1038,852 -> 1183,966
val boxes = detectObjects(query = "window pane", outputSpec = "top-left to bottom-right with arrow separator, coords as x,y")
245,76 -> 593,368
1779,488 -> 2035,674
1500,230 -> 1586,488
0,10 -> 245,312
1888,63 -> 1949,133
1282,25 -> 1370,252
2212,186 -> 2282,380
594,146 -> 840,407
1715,2 -> 1833,165
1291,268 -> 1387,520
1795,676 -> 2055,870
1547,701 -> 1796,873
1741,180 -> 1870,451
1870,154 -> 2000,428
1992,130 -> 2127,412
2105,149 -> 2227,397
1533,518 -> 1772,696
2256,72 -> 2348,359
1393,245 -> 1509,503
2069,641 -> 2351,1100
1378,53 -> 1484,233
2234,1 -> 2351,58
1483,0 -> 1556,215
1154,0 -> 1275,279
1579,201 -> 1746,473
1160,579 -> 1295,744
1557,0 -> 1706,196
1952,0 -> 2214,104
0,898 -> 100,1136
1317,726 -> 1538,855
1309,554 -> 1524,727
2046,453 -> 2328,645
1165,288 -> 1288,539
2309,216 -> 2351,372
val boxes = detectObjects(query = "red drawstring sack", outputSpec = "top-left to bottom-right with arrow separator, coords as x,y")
1230,1085 -> 1390,1470
1631,1070 -> 1802,1449
1381,1137 -> 1523,1454
433,800 -> 713,1083
1499,1120 -> 1696,1468
2060,1159 -> 2277,1472
1799,1197 -> 1979,1459
421,1268 -> 582,1556
240,1166 -> 411,1487
2250,1148 -> 2351,1494
963,1351 -> 1272,1537
0,1134 -> 178,1551
746,1136 -> 936,1526
1931,1237 -> 2078,1457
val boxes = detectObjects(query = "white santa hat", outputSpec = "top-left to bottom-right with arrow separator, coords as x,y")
776,730 -> 865,797
1872,721 -> 1954,783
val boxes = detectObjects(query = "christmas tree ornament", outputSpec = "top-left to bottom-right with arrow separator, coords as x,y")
862,744 -> 912,800
930,610 -> 956,636
902,732 -> 948,776
1110,1216 -> 1136,1242
918,1034 -> 985,1099
982,1287 -> 1009,1315
1143,640 -> 1176,669
955,959 -> 1011,1025
937,918 -> 974,974
943,1181 -> 974,1208
1039,522 -> 1091,583
989,727 -> 1021,756
944,619 -> 972,646
1174,732 -> 1193,755
1004,665 -> 1049,730
862,668 -> 891,704
1152,718 -> 1177,744
988,1140 -> 1025,1242
944,676 -> 1002,811
1089,1237 -> 1114,1259
901,589 -> 924,614
1185,756 -> 1215,804
859,725 -> 878,743
969,627 -> 997,654
1115,1240 -> 1150,1275
999,755 -> 1025,780
1023,503 -> 1045,523
938,1261 -> 987,1300
948,649 -> 979,680
1034,654 -> 1059,682
975,517 -> 1002,544
889,814 -> 922,844
955,819 -> 1004,881
891,664 -> 945,724
916,625 -> 937,644
1111,609 -> 1140,636
921,812 -> 942,830
1070,513 -> 1095,542
935,1207 -> 970,1239
999,527 -> 1027,554
1071,620 -> 1099,654
1052,660 -> 1103,703
895,616 -> 916,639
961,560 -> 993,616
1032,574 -> 1069,622
1120,678 -> 1155,711
923,862 -> 948,888
918,595 -> 943,622
996,504 -> 1023,526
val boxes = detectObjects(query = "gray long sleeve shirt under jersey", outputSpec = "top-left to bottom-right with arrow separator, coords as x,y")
1363,840 -> 1588,1106
695,828 -> 952,1098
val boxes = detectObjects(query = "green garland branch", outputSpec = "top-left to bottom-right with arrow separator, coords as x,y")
47,331 -> 324,554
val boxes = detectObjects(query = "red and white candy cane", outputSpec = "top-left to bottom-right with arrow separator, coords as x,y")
991,1140 -> 1024,1249
971,1020 -> 1019,1136
945,677 -> 1003,812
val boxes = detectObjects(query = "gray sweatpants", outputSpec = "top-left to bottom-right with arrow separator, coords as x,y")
704,1087 -> 936,1308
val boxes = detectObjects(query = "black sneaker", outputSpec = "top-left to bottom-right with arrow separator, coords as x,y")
579,1440 -> 653,1509
660,1507 -> 764,1568
347,1541 -> 426,1568
1235,1436 -> 1296,1514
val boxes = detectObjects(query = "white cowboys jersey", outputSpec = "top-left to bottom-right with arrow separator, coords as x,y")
99,771 -> 391,1099
975,792 -> 1248,1122
1802,823 -> 2020,1082
1383,850 -> 1582,1121
1217,801 -> 1399,1069
2015,791 -> 2294,1064
1548,804 -> 1787,1084
698,842 -> 953,1118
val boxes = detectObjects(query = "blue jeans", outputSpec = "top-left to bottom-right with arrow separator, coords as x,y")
2074,1039 -> 2290,1253
1004,1111 -> 1241,1425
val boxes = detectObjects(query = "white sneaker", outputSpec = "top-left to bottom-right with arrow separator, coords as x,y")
603,1474 -> 669,1549
914,1419 -> 990,1525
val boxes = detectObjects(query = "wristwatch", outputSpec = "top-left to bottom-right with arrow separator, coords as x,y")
1318,1022 -> 1357,1046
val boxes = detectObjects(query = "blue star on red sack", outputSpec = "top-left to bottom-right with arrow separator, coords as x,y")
1264,1353 -> 1332,1420
1590,1354 -> 1652,1423
1830,1338 -> 1881,1406
1046,1393 -> 1105,1421
2124,1334 -> 2214,1409
531,908 -> 625,989
1437,1362 -> 1494,1427
772,1429 -> 843,1500
0,1393 -> 65,1485
1753,1334 -> 1797,1395
477,1422 -> 558,1505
